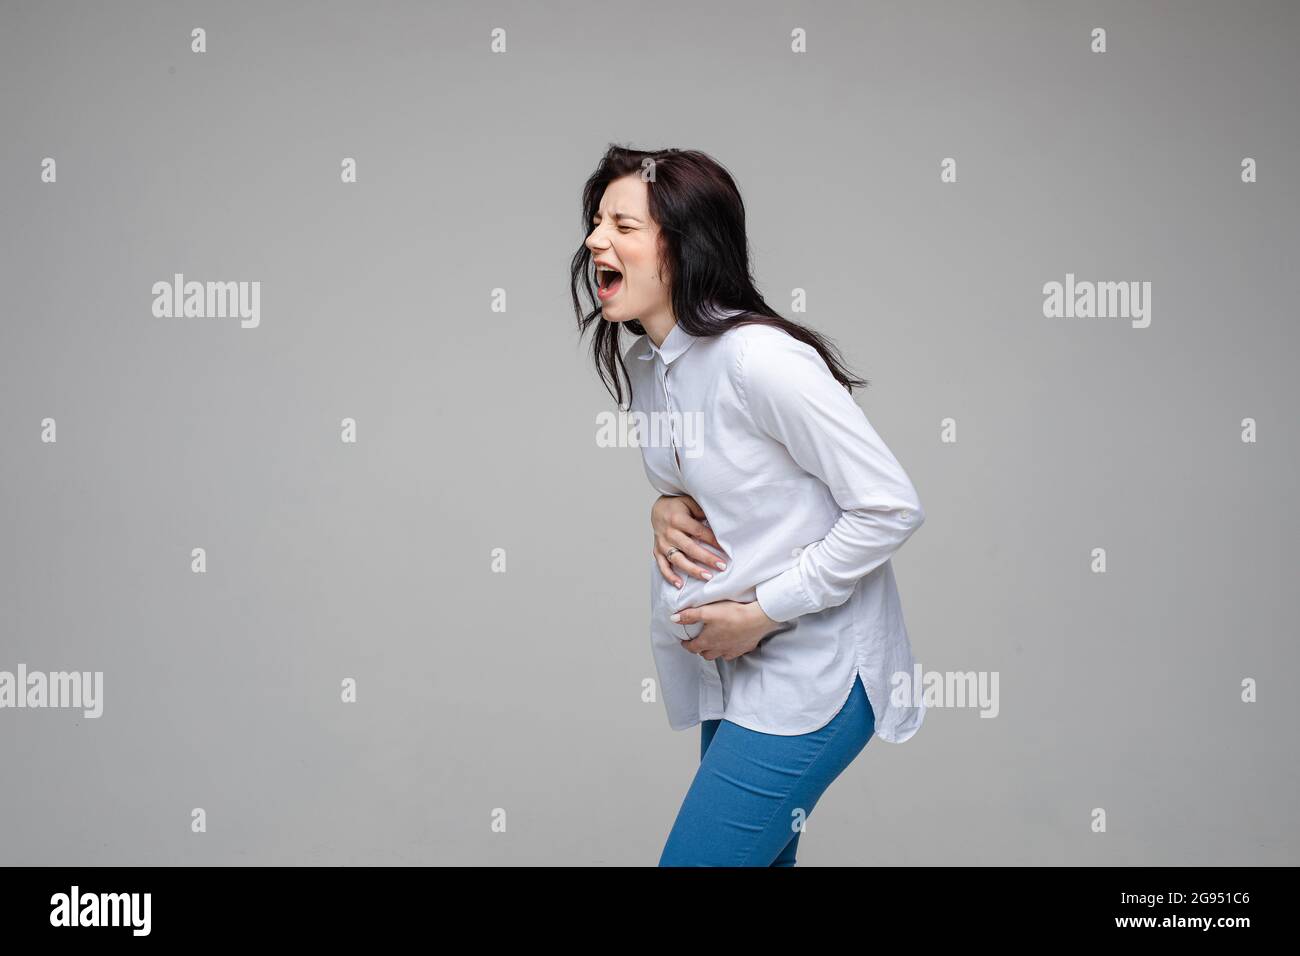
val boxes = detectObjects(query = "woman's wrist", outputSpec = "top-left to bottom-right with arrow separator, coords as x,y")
749,600 -> 779,630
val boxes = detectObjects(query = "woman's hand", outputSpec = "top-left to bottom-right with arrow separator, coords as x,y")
670,600 -> 780,661
651,494 -> 730,589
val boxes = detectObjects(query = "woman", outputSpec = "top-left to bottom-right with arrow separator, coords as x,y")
571,145 -> 927,866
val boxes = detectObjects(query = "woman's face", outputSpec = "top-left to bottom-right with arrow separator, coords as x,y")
585,174 -> 672,327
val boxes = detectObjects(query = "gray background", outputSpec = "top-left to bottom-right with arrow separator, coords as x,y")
1,0 -> 1296,866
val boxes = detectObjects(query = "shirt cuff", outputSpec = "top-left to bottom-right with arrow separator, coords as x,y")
754,565 -> 817,623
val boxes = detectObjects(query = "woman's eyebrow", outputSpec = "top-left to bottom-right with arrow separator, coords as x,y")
594,211 -> 643,222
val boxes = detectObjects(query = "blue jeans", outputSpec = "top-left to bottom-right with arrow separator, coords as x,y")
658,673 -> 876,866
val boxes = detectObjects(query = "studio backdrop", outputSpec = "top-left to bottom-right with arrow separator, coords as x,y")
1,0 -> 1296,865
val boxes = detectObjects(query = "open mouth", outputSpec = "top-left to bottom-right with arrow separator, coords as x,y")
597,267 -> 623,300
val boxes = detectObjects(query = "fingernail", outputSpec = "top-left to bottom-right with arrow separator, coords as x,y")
674,580 -> 682,589
670,613 -> 681,622
701,571 -> 712,579
715,562 -> 727,570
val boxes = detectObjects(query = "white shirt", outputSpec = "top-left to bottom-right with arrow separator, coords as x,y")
626,308 -> 927,741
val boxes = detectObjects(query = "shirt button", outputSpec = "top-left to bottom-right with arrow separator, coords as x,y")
791,547 -> 803,557
900,510 -> 910,520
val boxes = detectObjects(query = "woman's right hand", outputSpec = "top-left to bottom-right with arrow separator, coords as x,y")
651,494 -> 730,589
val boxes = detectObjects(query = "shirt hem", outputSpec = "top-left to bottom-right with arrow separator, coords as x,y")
665,663 -> 924,743
668,664 -> 862,737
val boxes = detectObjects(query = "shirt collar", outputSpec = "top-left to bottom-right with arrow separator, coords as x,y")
635,303 -> 746,365
636,320 -> 697,365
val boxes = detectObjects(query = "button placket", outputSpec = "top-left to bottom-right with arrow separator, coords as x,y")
661,361 -> 682,473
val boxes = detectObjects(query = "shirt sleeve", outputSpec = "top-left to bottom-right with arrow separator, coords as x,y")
737,329 -> 926,623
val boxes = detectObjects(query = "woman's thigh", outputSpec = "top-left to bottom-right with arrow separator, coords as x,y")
700,717 -> 798,866
659,673 -> 875,867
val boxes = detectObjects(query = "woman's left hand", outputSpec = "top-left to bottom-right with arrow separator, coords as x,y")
670,600 -> 780,661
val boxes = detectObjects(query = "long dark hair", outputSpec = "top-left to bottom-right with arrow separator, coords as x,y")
570,144 -> 869,408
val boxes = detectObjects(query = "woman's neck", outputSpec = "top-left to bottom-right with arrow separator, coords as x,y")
640,308 -> 676,348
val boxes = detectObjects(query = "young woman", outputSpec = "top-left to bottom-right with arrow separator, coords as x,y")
571,145 -> 927,866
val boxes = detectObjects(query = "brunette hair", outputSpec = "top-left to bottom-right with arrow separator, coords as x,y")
570,144 -> 869,407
